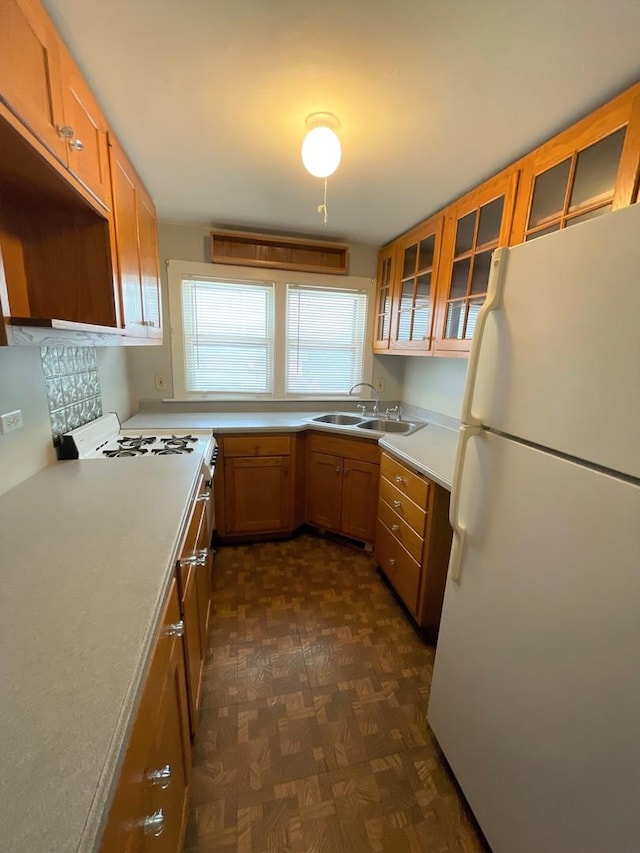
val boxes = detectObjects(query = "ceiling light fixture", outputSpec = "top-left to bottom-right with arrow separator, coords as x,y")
301,112 -> 341,226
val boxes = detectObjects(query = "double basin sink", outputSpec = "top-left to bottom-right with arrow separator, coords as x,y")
311,412 -> 425,436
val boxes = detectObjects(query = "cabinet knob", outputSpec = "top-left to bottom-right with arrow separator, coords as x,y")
142,808 -> 165,837
395,476 -> 404,485
56,124 -> 73,138
147,764 -> 171,789
388,558 -> 396,566
391,524 -> 400,533
343,467 -> 349,475
393,500 -> 401,509
69,138 -> 84,151
335,466 -> 341,474
164,620 -> 185,637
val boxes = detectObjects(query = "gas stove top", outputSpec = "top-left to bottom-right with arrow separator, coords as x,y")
59,414 -> 217,479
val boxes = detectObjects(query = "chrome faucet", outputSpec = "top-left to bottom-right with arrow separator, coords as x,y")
349,382 -> 379,416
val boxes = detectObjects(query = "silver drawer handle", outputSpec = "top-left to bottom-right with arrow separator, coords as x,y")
69,138 -> 84,151
391,524 -> 400,532
196,493 -> 210,503
147,764 -> 171,789
56,124 -> 73,138
395,475 -> 405,485
178,555 -> 197,568
335,466 -> 341,474
388,558 -> 396,566
393,500 -> 401,508
164,620 -> 185,637
142,808 -> 165,837
196,548 -> 208,566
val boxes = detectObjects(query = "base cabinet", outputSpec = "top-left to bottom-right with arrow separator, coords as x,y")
100,580 -> 191,853
375,452 -> 452,631
215,434 -> 295,539
307,432 -> 380,544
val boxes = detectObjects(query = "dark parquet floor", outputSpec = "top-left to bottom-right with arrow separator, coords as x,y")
184,532 -> 487,853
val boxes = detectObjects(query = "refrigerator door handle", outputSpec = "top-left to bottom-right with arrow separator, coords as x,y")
449,424 -> 481,582
460,247 -> 508,427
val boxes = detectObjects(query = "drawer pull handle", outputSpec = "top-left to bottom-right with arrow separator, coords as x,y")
388,558 -> 396,566
196,493 -> 211,503
335,466 -> 341,474
142,808 -> 165,837
393,500 -> 401,508
69,138 -> 84,151
147,764 -> 172,789
391,524 -> 400,532
178,555 -> 196,568
56,124 -> 73,138
196,548 -> 209,566
344,467 -> 349,475
164,620 -> 185,637
395,476 -> 405,485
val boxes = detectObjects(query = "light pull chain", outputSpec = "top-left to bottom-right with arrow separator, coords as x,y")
317,178 -> 329,226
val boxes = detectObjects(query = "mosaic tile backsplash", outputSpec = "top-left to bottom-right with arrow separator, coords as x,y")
41,347 -> 102,442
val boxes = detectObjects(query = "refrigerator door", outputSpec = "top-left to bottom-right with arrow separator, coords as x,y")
428,430 -> 640,853
467,203 -> 640,479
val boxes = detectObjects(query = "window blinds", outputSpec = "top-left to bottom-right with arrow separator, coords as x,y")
181,278 -> 274,394
286,284 -> 367,395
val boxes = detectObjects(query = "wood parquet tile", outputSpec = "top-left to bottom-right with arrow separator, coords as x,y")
186,533 -> 488,852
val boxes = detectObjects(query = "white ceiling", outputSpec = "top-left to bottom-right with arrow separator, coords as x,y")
43,0 -> 640,247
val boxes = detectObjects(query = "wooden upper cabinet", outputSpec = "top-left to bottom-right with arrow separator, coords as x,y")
58,44 -> 111,209
109,134 -> 162,338
0,0 -> 67,162
433,170 -> 519,356
392,214 -> 444,354
372,244 -> 395,352
510,84 -> 640,244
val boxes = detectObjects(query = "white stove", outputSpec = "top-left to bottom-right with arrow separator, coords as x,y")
59,413 -> 218,481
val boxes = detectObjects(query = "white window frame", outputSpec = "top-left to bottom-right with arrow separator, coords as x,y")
167,259 -> 376,401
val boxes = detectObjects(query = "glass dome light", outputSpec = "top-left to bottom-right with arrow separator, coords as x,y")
301,113 -> 341,178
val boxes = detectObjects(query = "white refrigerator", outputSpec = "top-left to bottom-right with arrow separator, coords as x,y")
428,203 -> 640,853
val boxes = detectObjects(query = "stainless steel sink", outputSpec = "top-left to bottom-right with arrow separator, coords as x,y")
312,413 -> 364,425
357,418 -> 424,435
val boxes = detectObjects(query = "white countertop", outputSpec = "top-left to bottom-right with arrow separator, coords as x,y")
123,410 -> 460,490
0,455 -> 202,853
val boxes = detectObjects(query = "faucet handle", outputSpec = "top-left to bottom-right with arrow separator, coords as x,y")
356,403 -> 367,416
385,405 -> 402,421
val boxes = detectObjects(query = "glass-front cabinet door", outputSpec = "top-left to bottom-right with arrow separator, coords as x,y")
510,88 -> 640,243
434,171 -> 519,356
391,214 -> 443,353
373,244 -> 395,352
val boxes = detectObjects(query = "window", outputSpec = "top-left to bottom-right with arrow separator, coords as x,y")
168,261 -> 374,400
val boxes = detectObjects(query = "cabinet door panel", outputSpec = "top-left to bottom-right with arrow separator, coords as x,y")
307,451 -> 343,531
183,566 -> 204,731
110,146 -> 144,333
225,456 -> 291,533
373,245 -> 395,351
59,47 -> 111,207
341,458 -> 379,543
0,0 -> 66,161
138,191 -> 162,337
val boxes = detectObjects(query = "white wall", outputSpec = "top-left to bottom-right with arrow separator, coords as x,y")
129,222 -> 405,404
0,346 -> 135,495
400,357 -> 468,418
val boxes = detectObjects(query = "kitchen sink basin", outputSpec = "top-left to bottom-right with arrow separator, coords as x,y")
312,413 -> 364,425
357,418 -> 423,434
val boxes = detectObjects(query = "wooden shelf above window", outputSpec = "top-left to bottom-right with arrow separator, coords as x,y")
210,229 -> 349,275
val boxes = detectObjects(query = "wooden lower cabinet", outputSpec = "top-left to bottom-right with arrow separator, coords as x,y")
100,580 -> 191,853
375,452 -> 452,631
307,432 -> 380,544
215,434 -> 295,539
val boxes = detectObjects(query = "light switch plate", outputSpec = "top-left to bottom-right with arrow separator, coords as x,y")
154,374 -> 167,392
374,378 -> 385,393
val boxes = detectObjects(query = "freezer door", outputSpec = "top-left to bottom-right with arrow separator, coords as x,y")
429,430 -> 640,853
468,203 -> 640,479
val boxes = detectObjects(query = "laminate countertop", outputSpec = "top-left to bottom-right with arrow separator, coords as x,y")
0,455 -> 202,853
123,411 -> 459,490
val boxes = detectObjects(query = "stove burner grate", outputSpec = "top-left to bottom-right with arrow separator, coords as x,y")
151,447 -> 194,456
117,435 -> 156,449
161,435 -> 199,450
104,448 -> 149,458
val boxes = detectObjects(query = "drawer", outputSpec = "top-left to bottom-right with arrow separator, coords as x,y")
375,520 -> 421,616
223,434 -> 291,457
308,431 -> 380,464
381,453 -> 429,507
379,476 -> 427,535
378,497 -> 424,564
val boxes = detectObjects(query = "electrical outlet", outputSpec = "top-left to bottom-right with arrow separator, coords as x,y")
374,377 -> 385,393
154,374 -> 167,392
0,409 -> 23,434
